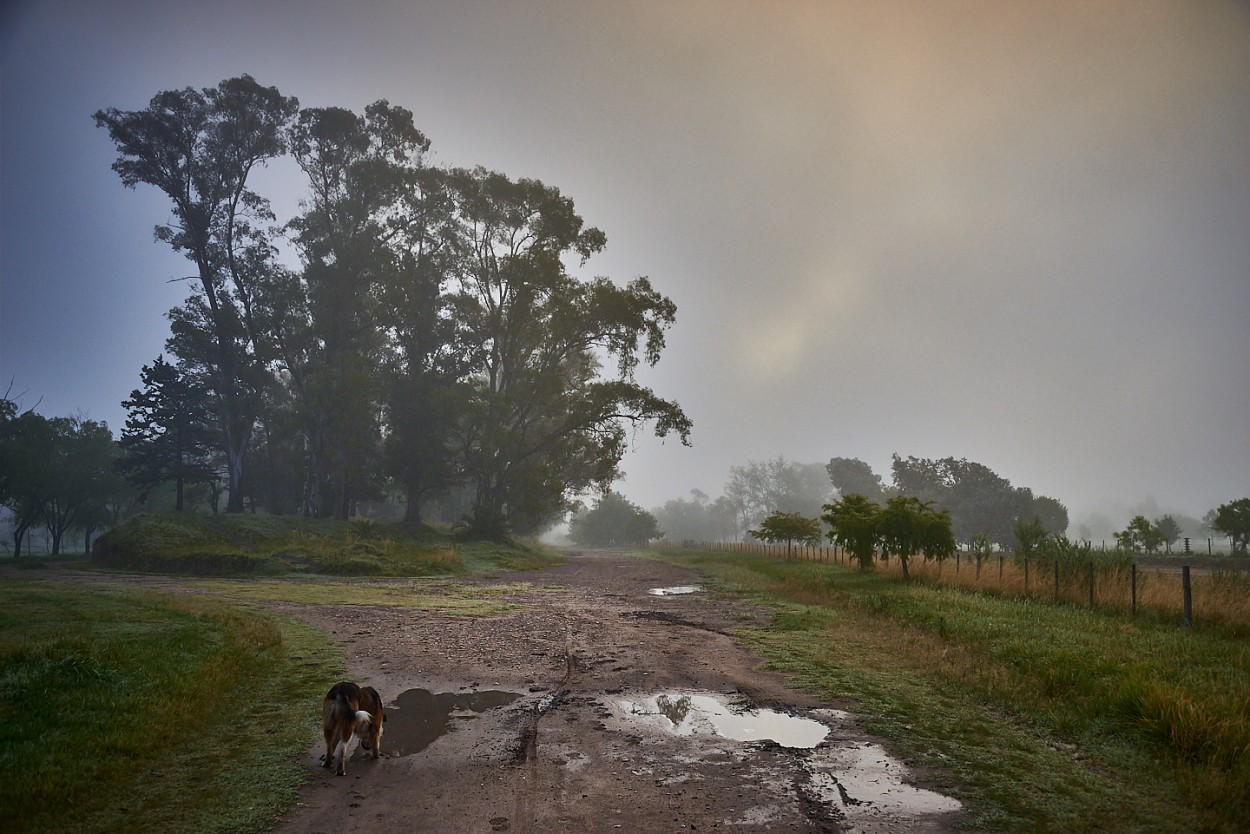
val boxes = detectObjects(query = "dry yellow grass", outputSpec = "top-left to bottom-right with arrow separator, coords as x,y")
865,553 -> 1250,632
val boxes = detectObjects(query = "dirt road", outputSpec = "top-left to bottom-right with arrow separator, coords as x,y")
271,551 -> 964,833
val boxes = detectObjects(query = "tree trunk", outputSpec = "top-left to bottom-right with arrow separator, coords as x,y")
404,481 -> 422,524
301,415 -> 328,518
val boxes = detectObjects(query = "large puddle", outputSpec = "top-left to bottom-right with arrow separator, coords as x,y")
358,688 -> 521,759
619,693 -> 828,748
615,695 -> 961,830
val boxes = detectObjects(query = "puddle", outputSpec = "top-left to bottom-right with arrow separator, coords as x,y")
807,741 -> 962,816
615,696 -> 961,829
648,585 -> 701,596
358,688 -> 521,759
618,693 -> 829,748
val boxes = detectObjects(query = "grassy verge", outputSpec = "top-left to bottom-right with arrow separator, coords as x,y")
0,580 -> 341,834
88,513 -> 564,577
654,548 -> 1250,834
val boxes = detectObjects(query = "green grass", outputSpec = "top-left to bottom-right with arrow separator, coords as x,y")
88,512 -> 564,577
653,548 -> 1250,834
0,580 -> 342,834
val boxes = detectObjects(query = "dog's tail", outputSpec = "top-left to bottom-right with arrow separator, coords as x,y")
353,710 -> 373,732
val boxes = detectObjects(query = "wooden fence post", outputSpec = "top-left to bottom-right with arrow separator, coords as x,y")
1087,561 -> 1095,609
1131,564 -> 1137,615
1182,566 -> 1192,628
1024,557 -> 1029,594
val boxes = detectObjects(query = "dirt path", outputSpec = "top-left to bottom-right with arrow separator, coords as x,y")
265,551 -> 964,833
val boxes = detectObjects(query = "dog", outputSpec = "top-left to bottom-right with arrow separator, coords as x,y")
322,682 -> 385,776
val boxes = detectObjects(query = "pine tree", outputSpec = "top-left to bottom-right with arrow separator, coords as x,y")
119,357 -> 217,511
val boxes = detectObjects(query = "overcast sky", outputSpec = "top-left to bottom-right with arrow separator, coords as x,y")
2,0 -> 1247,529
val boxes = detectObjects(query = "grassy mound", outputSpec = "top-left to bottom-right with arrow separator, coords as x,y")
90,513 -> 560,576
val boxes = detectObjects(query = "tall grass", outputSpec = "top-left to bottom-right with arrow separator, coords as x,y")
871,551 -> 1250,633
656,547 -> 1250,833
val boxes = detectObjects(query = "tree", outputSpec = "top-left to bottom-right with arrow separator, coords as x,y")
748,511 -> 822,558
1154,515 -> 1183,551
0,399 -> 56,556
446,167 -> 690,538
821,493 -> 880,570
1032,496 -> 1069,537
825,457 -> 887,503
1115,515 -> 1165,554
724,457 -> 831,536
43,417 -> 117,554
119,356 -> 218,511
377,164 -> 465,523
96,75 -> 300,512
875,496 -> 955,580
652,490 -> 739,544
1013,515 -> 1049,558
890,455 -> 1036,547
569,492 -> 661,547
1210,499 -> 1250,556
285,101 -> 430,519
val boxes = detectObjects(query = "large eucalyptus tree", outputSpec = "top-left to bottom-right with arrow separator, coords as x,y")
95,75 -> 299,512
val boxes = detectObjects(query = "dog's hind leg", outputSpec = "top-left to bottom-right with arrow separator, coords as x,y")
335,727 -> 353,775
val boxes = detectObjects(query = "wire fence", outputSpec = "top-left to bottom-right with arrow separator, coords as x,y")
669,540 -> 1250,632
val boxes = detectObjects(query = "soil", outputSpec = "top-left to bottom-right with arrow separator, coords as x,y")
270,551 -> 965,833
10,551 -> 967,832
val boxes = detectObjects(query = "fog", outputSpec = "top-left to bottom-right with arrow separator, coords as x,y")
2,0 -> 1247,532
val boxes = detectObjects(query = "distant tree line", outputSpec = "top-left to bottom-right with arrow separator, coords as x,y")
649,454 -> 1250,558
92,75 -> 690,539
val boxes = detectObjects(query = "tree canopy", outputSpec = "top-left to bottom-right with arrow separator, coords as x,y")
748,510 -> 822,556
96,77 -> 690,537
568,492 -> 662,547
1210,499 -> 1250,555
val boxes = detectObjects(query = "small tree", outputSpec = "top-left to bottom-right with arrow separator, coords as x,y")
1155,515 -> 1183,551
569,492 -> 662,547
749,510 -> 822,558
1115,515 -> 1165,554
119,356 -> 218,511
1210,499 -> 1250,556
1013,516 -> 1049,559
822,493 -> 880,570
0,401 -> 56,557
43,416 -> 116,555
876,496 -> 954,580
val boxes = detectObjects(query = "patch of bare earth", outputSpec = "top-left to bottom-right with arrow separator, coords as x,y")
269,551 -> 965,833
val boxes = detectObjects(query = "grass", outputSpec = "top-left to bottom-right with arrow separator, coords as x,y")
188,577 -> 536,616
873,552 -> 1250,633
88,512 -> 564,577
0,580 -> 342,834
653,547 -> 1250,834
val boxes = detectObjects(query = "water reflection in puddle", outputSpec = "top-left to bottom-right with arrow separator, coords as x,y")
615,696 -> 962,827
359,688 -> 521,759
618,693 -> 829,748
648,586 -> 701,596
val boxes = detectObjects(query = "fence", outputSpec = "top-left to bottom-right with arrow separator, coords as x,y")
672,541 -> 1250,632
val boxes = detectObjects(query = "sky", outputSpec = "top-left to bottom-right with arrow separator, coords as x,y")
2,0 -> 1248,531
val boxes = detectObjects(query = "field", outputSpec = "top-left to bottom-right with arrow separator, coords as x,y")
656,546 -> 1250,833
2,526 -> 1247,832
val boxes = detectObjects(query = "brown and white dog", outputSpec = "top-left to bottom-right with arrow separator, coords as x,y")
322,682 -> 385,775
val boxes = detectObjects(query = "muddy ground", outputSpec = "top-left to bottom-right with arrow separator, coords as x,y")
263,551 -> 965,834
